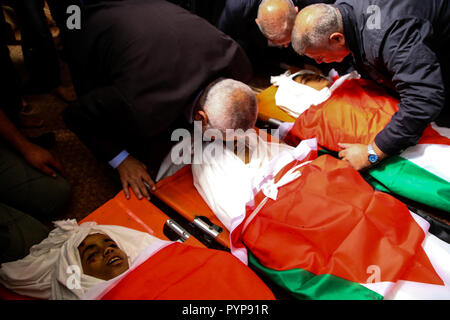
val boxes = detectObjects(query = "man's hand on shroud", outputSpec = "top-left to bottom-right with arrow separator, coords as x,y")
337,142 -> 387,171
117,155 -> 156,201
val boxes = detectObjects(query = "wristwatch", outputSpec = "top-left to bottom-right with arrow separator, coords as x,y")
368,144 -> 379,164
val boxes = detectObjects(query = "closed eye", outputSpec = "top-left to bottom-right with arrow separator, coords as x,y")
104,238 -> 118,250
87,251 -> 98,261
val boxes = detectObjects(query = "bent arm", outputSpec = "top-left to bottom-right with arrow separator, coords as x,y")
0,108 -> 30,154
216,0 -> 254,54
62,86 -> 156,199
62,86 -> 132,163
216,0 -> 242,38
374,20 -> 446,155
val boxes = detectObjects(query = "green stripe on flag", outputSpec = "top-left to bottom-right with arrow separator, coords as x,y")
367,156 -> 450,213
248,252 -> 383,300
361,173 -> 391,193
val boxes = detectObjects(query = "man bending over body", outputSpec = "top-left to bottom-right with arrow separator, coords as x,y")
63,0 -> 256,201
291,1 -> 450,170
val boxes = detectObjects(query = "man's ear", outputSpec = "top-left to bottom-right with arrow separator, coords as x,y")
295,6 -> 299,13
255,18 -> 260,27
329,32 -> 346,46
194,109 -> 208,127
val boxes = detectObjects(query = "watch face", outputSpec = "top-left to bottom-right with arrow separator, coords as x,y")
368,154 -> 378,163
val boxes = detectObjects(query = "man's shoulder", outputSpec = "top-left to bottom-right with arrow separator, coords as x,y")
224,0 -> 261,15
294,0 -> 336,8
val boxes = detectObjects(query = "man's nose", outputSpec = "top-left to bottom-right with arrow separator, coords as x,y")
104,246 -> 114,256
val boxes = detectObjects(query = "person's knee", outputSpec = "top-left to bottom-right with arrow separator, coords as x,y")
0,145 -> 71,220
0,204 -> 49,263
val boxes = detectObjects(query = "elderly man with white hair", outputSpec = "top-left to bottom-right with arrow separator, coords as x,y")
63,0 -> 257,201
291,0 -> 450,171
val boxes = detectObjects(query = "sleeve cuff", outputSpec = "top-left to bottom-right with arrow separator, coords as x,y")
374,132 -> 398,156
108,150 -> 129,169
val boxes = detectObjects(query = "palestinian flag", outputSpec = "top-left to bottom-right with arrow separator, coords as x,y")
366,123 -> 450,213
283,78 -> 450,213
231,153 -> 450,299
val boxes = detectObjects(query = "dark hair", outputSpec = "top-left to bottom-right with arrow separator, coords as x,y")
293,72 -> 328,85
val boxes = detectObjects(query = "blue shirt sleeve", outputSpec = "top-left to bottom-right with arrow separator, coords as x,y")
108,150 -> 129,169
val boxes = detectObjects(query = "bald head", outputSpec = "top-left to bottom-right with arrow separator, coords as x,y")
256,0 -> 297,46
291,4 -> 343,55
200,79 -> 258,135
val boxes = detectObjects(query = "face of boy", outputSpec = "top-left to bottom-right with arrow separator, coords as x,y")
78,233 -> 129,280
293,73 -> 331,91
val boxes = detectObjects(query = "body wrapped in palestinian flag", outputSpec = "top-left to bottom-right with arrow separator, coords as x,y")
0,217 -> 275,300
189,137 -> 450,299
231,154 -> 450,299
283,79 -> 450,213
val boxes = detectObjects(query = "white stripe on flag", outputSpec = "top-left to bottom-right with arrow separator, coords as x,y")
432,122 -> 450,139
362,213 -> 450,299
383,234 -> 450,300
400,144 -> 450,182
360,281 -> 395,297
383,213 -> 450,299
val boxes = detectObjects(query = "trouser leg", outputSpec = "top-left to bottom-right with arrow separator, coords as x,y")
0,141 -> 71,221
0,202 -> 49,263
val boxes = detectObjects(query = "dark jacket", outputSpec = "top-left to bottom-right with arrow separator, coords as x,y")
336,0 -> 450,155
63,0 -> 252,164
217,0 -> 335,67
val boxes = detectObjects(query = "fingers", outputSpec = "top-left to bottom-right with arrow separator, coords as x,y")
142,176 -> 156,192
338,149 -> 346,159
122,180 -> 130,200
52,159 -> 64,175
129,179 -> 145,200
338,143 -> 351,149
25,147 -> 63,178
132,165 -> 154,200
40,163 -> 57,178
47,156 -> 65,177
117,156 -> 154,201
131,178 -> 152,200
122,177 -> 154,201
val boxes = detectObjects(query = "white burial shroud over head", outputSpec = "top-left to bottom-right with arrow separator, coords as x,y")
0,219 -> 158,299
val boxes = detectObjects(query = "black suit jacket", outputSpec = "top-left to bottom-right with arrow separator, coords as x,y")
336,0 -> 450,155
63,0 -> 252,164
